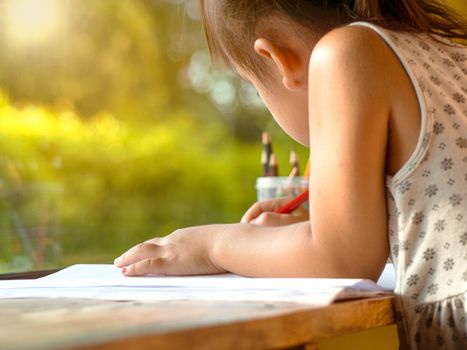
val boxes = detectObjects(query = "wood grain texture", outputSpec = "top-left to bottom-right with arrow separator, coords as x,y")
0,296 -> 394,350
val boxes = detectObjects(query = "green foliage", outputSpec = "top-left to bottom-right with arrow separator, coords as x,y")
0,0 -> 171,123
0,0 -> 277,141
0,94 -> 265,271
0,1 -> 310,273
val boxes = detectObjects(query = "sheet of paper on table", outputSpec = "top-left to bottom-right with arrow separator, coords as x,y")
0,264 -> 393,306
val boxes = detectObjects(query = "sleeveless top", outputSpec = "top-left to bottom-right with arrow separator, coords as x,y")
350,22 -> 467,349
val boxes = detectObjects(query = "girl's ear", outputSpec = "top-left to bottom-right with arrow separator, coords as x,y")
253,38 -> 306,91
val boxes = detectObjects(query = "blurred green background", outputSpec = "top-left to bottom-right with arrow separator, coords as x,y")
0,0 -> 308,272
0,0 -> 465,273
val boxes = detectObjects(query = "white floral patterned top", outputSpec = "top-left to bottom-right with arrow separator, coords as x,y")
351,22 -> 467,349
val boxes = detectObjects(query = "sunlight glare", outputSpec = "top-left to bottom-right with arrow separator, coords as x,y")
4,0 -> 64,45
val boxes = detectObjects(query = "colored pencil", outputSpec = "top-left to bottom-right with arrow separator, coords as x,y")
275,189 -> 309,214
304,159 -> 310,177
261,150 -> 269,177
268,153 -> 279,176
262,131 -> 272,176
289,149 -> 300,176
275,159 -> 310,214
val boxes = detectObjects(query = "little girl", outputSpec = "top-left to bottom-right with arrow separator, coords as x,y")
114,1 -> 467,348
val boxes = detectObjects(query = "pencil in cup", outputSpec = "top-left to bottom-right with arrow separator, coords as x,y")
262,132 -> 273,176
275,159 -> 310,213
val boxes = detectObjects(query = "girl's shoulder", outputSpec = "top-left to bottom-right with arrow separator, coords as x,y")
313,22 -> 466,70
316,23 -> 386,46
307,22 -> 422,178
308,23 -> 402,103
310,23 -> 393,71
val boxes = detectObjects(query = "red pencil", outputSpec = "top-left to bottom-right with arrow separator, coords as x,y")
275,189 -> 309,214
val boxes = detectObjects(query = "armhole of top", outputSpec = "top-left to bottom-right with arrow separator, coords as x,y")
349,22 -> 430,187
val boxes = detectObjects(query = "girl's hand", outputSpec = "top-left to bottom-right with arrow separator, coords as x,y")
241,197 -> 309,227
113,227 -> 226,276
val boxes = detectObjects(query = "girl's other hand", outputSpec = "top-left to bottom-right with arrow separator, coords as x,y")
113,228 -> 226,276
241,197 -> 309,227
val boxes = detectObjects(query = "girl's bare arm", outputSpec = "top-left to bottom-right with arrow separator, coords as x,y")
116,26 -> 394,280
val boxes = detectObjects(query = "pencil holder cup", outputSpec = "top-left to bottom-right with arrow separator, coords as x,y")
255,176 -> 308,202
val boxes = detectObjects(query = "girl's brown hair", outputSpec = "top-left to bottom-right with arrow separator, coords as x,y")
200,0 -> 467,77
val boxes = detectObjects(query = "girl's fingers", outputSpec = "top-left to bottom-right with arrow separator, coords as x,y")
122,257 -> 166,276
251,212 -> 293,227
241,198 -> 291,223
144,237 -> 163,244
114,242 -> 161,268
251,207 -> 309,227
290,206 -> 309,218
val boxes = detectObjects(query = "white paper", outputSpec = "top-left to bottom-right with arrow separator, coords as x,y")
376,264 -> 396,290
0,264 -> 391,305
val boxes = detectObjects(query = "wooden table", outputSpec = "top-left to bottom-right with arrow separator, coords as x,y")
0,295 -> 395,350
